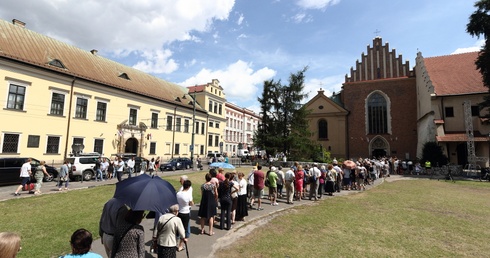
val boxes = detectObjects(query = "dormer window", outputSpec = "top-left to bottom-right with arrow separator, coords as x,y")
48,59 -> 66,69
119,73 -> 130,80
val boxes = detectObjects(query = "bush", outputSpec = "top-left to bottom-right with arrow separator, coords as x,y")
421,141 -> 448,166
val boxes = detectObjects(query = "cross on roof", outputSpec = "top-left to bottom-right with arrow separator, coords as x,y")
374,29 -> 381,36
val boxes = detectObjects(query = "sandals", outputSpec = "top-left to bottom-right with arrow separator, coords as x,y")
208,231 -> 215,236
200,229 -> 206,235
177,246 -> 185,252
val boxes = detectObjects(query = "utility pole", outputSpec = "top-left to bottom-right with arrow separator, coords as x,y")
190,86 -> 197,169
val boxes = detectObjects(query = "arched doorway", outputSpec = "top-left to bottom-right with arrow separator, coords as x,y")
125,138 -> 139,154
370,136 -> 389,158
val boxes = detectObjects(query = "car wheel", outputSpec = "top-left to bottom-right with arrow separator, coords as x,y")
83,170 -> 93,181
172,166 -> 176,171
185,164 -> 190,169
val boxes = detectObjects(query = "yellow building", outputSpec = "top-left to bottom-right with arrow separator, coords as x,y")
0,19 -> 215,164
188,80 -> 227,154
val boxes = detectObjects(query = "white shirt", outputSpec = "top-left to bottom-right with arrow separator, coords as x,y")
117,160 -> 125,172
238,178 -> 247,195
284,170 -> 295,181
176,190 -> 193,214
178,185 -> 193,197
20,162 -> 31,177
127,159 -> 135,168
276,170 -> 285,185
310,166 -> 321,178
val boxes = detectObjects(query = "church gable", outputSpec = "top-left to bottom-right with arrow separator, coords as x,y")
345,37 -> 414,83
305,89 -> 348,115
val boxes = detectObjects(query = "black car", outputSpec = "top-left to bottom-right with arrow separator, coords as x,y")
0,157 -> 58,186
160,158 -> 193,171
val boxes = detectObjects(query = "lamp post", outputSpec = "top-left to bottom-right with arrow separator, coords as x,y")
190,87 -> 197,169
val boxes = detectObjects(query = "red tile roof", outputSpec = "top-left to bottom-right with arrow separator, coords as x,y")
436,133 -> 488,142
424,52 -> 486,96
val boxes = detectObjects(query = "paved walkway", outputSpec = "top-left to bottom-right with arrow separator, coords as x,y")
0,171 -> 393,258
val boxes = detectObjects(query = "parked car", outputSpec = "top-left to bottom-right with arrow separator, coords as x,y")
160,158 -> 193,171
0,157 -> 58,186
66,153 -> 103,181
207,153 -> 224,164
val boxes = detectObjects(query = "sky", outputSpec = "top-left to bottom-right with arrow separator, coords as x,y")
0,0 -> 483,113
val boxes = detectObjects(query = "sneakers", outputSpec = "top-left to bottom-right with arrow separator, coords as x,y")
13,192 -> 20,196
272,202 -> 279,206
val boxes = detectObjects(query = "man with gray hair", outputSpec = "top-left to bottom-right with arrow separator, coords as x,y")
309,163 -> 321,201
179,175 -> 193,195
153,204 -> 186,255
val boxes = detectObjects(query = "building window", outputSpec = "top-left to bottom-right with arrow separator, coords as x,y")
46,136 -> 60,154
27,135 -> 40,148
195,121 -> 199,134
75,97 -> 88,119
184,119 -> 189,133
166,115 -> 173,131
208,101 -> 213,112
215,123 -> 220,129
175,143 -> 180,155
176,117 -> 181,132
208,135 -> 213,146
165,143 -> 171,154
150,142 -> 156,154
7,84 -> 25,110
318,119 -> 328,140
471,105 -> 480,117
50,92 -> 65,116
2,133 -> 19,153
72,137 -> 84,154
200,145 -> 204,155
219,104 -> 222,115
445,107 -> 454,117
215,135 -> 219,147
201,122 -> 205,135
151,113 -> 158,129
129,108 -> 137,126
214,103 -> 218,113
94,139 -> 103,154
367,93 -> 387,134
96,102 -> 107,121
209,121 -> 214,128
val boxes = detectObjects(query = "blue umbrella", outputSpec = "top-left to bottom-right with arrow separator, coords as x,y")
209,162 -> 235,169
113,174 -> 177,214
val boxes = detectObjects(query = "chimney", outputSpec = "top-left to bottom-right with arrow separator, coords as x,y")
90,49 -> 98,56
12,19 -> 26,28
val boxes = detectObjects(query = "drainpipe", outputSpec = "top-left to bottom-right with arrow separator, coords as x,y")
171,106 -> 177,159
63,77 -> 76,159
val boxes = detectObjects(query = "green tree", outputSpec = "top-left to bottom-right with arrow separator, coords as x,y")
254,67 -> 314,160
467,0 -> 490,116
421,142 -> 448,167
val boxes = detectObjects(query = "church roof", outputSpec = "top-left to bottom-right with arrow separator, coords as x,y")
424,52 -> 486,96
0,19 -> 199,110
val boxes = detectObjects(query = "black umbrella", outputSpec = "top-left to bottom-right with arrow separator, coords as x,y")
113,174 -> 177,214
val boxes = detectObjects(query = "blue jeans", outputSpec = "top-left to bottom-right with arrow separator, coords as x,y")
96,169 -> 103,181
127,167 -> 133,178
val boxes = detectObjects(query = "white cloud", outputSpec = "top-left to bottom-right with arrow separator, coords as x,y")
451,39 -> 484,54
237,13 -> 244,25
296,0 -> 340,10
303,74 -> 345,102
132,49 -> 179,74
0,0 -> 235,66
292,13 -> 313,23
179,60 -> 277,104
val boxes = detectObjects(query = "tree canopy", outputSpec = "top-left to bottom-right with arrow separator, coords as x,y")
467,0 -> 490,116
254,67 -> 315,160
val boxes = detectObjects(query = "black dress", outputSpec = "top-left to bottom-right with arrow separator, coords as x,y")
198,183 -> 217,219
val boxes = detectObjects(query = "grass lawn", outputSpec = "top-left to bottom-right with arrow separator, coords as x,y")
216,179 -> 490,258
2,169 -> 489,257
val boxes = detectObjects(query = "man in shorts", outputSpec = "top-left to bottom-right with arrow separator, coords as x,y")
250,165 -> 265,210
14,158 -> 32,196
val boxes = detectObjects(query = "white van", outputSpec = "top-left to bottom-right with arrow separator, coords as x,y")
237,149 -> 249,157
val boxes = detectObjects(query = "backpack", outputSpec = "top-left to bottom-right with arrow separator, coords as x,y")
264,171 -> 271,187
